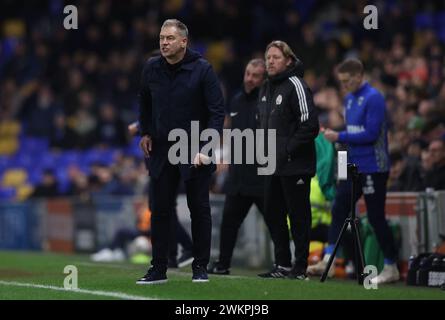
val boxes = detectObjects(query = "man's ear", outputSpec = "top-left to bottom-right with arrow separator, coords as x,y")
286,58 -> 292,67
181,38 -> 188,49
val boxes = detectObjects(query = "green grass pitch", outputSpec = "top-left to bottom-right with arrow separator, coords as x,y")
0,251 -> 443,300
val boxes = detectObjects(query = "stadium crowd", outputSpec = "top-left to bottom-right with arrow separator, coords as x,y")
1,0 -> 445,199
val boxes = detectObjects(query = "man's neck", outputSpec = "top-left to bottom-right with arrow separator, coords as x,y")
352,80 -> 366,94
165,49 -> 186,65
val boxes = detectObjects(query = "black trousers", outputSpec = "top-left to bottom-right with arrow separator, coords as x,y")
263,175 -> 312,272
168,211 -> 193,262
218,194 -> 264,269
110,228 -> 148,251
149,162 -> 211,270
328,172 -> 397,261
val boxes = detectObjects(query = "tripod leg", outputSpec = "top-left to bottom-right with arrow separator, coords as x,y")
320,219 -> 350,282
351,219 -> 365,285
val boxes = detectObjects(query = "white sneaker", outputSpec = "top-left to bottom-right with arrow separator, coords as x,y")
90,248 -> 114,262
111,248 -> 125,262
370,264 -> 400,285
307,255 -> 335,277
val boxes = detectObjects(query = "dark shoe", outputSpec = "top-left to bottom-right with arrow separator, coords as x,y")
192,265 -> 209,282
258,265 -> 291,278
288,268 -> 309,280
177,251 -> 194,268
168,258 -> 178,268
207,261 -> 230,275
136,267 -> 167,285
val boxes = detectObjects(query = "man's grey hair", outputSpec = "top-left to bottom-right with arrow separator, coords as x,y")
247,58 -> 266,69
161,19 -> 188,38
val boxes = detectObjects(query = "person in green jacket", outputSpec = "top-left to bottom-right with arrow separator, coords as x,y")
310,133 -> 336,242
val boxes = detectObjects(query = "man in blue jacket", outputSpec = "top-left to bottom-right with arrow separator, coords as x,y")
310,58 -> 399,284
136,19 -> 225,284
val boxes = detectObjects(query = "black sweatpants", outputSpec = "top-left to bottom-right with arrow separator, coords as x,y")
149,162 -> 211,270
218,194 -> 264,269
263,175 -> 312,272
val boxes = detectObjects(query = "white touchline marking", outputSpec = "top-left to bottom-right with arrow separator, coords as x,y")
0,280 -> 157,300
75,262 -> 248,279
75,262 -> 141,269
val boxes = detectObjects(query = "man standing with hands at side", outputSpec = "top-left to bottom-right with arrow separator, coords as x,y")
257,41 -> 319,280
137,19 -> 225,284
208,59 -> 267,275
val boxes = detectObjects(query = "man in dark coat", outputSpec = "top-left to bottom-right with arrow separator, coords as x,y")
136,19 -> 225,284
257,41 -> 319,280
208,59 -> 266,275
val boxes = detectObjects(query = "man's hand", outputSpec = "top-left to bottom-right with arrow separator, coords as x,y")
193,153 -> 211,167
322,128 -> 339,142
139,135 -> 152,157
128,122 -> 139,136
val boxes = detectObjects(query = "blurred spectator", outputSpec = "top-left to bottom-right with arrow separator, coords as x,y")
49,112 -> 76,150
24,84 -> 60,137
1,1 -> 445,199
70,109 -> 97,149
30,169 -> 59,198
95,102 -> 128,147
388,150 -> 423,192
424,139 -> 445,190
66,165 -> 90,199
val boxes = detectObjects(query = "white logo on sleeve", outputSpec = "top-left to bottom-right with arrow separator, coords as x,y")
230,112 -> 238,117
276,94 -> 282,105
296,179 -> 304,185
261,96 -> 266,102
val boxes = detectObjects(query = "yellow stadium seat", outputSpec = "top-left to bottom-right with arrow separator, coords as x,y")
2,169 -> 28,188
0,121 -> 21,136
0,138 -> 19,155
16,184 -> 34,201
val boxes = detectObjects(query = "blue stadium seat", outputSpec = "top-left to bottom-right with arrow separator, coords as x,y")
39,152 -> 56,169
125,137 -> 143,159
27,169 -> 43,185
13,153 -> 34,169
0,155 -> 11,172
20,137 -> 49,154
55,167 -> 70,194
83,148 -> 117,166
0,187 -> 16,200
434,12 -> 445,28
56,151 -> 82,167
415,13 -> 434,30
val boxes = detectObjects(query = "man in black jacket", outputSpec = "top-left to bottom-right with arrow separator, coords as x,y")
208,59 -> 266,275
137,19 -> 225,284
257,41 -> 319,280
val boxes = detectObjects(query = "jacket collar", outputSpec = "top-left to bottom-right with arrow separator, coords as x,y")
243,86 -> 260,99
157,48 -> 202,71
268,59 -> 305,84
352,82 -> 369,96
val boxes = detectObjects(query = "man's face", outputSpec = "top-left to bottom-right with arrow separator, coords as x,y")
337,72 -> 363,94
428,140 -> 445,165
265,46 -> 291,76
390,159 -> 404,180
243,63 -> 265,93
159,26 -> 187,60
